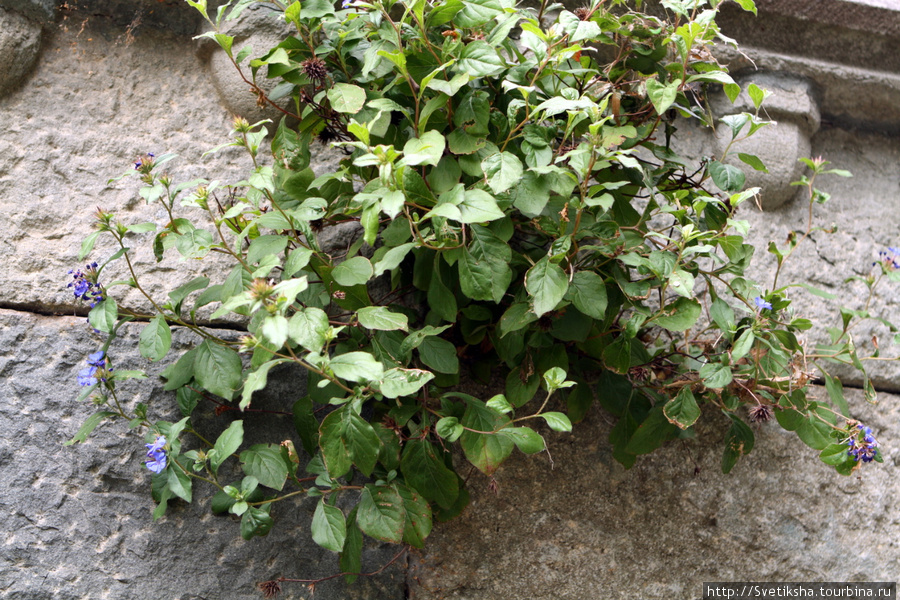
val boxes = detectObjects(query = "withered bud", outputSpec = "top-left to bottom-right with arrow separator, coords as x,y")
301,57 -> 329,82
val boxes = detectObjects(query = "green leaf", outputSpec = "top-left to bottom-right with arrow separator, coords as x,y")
332,256 -> 373,286
511,170 -> 551,217
645,77 -> 681,114
319,410 -> 351,478
738,153 -> 768,173
401,439 -> 460,510
460,399 -> 513,475
663,387 -> 700,429
505,368 -> 540,407
327,83 -> 366,114
721,414 -> 755,474
380,368 -> 435,399
565,271 -> 608,320
241,359 -> 287,411
823,373 -> 850,418
397,483 -> 432,548
482,151 -> 524,194
343,409 -> 381,477
540,412 -> 572,432
526,256 -> 568,318
330,351 -> 384,383
210,420 -> 244,475
340,508 -> 363,583
435,416 -> 464,442
402,130 -> 446,167
240,506 -> 274,540
730,328 -> 755,361
193,340 -> 242,400
88,298 -> 118,334
312,499 -> 347,552
457,42 -> 504,77
710,298 -> 736,333
418,336 -> 459,374
358,484 -> 405,543
78,231 -> 100,261
654,298 -> 701,331
246,235 -> 288,265
820,443 -> 852,466
734,0 -> 757,14
708,160 -> 746,193
240,445 -> 289,491
293,397 -> 319,457
667,269 -> 694,298
260,314 -> 289,349
139,314 -> 172,362
357,306 -> 409,331
699,362 -> 733,389
498,426 -> 546,453
625,405 -> 678,455
288,307 -> 331,352
175,228 -> 213,260
796,409 -> 834,450
453,0 -> 501,26
167,462 -> 192,502
64,410 -> 116,445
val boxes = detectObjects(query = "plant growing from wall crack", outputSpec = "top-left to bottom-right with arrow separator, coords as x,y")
67,0 -> 888,593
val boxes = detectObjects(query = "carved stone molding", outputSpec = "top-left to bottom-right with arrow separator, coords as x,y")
203,5 -> 295,124
711,72 -> 820,210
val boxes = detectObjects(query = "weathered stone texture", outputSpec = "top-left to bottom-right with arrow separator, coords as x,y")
0,309 -> 406,599
410,386 -> 899,599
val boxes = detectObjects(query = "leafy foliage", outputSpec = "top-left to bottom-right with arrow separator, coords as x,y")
68,0 -> 888,587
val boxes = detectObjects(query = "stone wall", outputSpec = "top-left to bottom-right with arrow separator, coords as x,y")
1,1 -> 898,599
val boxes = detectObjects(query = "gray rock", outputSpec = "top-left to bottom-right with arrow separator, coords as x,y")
0,308 -> 407,600
0,7 -> 42,98
410,386 -> 898,599
0,0 -> 55,23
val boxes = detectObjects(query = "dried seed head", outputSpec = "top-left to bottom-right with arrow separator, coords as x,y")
574,6 -> 591,20
317,127 -> 341,145
301,57 -> 329,82
748,404 -> 773,423
258,580 -> 282,599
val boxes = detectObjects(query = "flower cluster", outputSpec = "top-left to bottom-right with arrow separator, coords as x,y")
67,263 -> 104,307
875,247 -> 900,270
145,435 -> 168,474
77,350 -> 110,387
133,152 -> 155,170
847,424 -> 879,463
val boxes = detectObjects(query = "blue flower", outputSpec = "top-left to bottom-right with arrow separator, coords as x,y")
754,296 -> 772,310
847,424 -> 879,463
76,350 -> 111,386
87,350 -> 106,367
146,435 -> 167,453
875,247 -> 900,270
145,435 -> 168,473
67,263 -> 104,307
77,365 -> 98,387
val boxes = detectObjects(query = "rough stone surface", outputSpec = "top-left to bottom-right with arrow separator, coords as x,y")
0,309 -> 407,600
409,385 -> 899,600
0,8 -> 341,318
0,7 -> 42,98
0,0 -> 56,23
